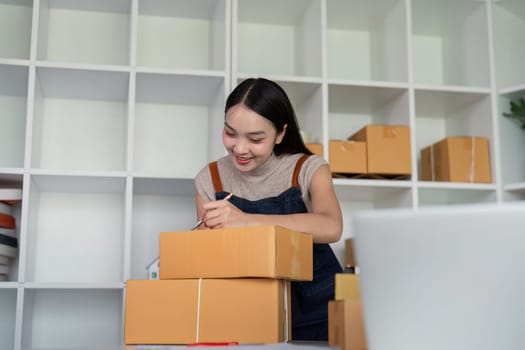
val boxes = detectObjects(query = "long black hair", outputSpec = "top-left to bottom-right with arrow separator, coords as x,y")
225,78 -> 312,156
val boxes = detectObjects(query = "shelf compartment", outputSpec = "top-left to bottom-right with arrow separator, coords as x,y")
0,64 -> 28,169
333,182 -> 413,267
130,177 -> 197,280
24,175 -> 126,283
21,288 -> 123,349
326,0 -> 408,82
137,0 -> 227,71
235,0 -> 322,78
0,289 -> 16,350
498,89 -> 525,187
414,89 -> 494,181
328,84 -> 410,140
0,0 -> 33,60
31,67 -> 129,172
36,0 -> 131,66
411,0 -> 490,88
492,0 -> 525,89
134,73 -> 225,177
418,187 -> 497,207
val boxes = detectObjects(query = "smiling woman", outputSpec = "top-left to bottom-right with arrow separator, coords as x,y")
193,77 -> 344,341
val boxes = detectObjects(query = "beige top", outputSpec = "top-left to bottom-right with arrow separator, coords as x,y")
195,153 -> 327,212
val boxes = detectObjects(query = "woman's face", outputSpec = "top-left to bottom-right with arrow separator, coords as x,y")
223,104 -> 285,172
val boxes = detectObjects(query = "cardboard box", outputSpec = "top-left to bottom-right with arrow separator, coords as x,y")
349,125 -> 411,175
329,140 -> 367,174
160,225 -> 312,281
329,300 -> 368,350
306,143 -> 324,157
420,136 -> 491,183
345,238 -> 356,268
335,273 -> 361,301
124,279 -> 291,345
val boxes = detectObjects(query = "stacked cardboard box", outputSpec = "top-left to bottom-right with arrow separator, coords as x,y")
329,274 -> 367,350
124,225 -> 313,345
306,143 -> 324,158
420,136 -> 491,183
329,125 -> 411,177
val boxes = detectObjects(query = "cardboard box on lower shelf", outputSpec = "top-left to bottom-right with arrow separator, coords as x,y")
420,136 -> 491,183
124,279 -> 291,345
159,225 -> 312,281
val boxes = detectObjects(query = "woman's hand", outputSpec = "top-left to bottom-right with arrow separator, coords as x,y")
200,199 -> 248,229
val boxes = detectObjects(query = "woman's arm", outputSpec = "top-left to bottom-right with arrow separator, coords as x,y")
199,164 -> 343,243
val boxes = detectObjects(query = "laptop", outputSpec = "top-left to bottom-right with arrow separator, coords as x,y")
352,202 -> 525,350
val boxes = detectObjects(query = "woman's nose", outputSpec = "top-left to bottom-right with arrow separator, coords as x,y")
233,138 -> 249,154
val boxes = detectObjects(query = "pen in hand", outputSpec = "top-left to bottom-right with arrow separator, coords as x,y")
191,192 -> 233,230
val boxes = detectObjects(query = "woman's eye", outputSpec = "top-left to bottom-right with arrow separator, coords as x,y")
224,131 -> 236,137
249,138 -> 263,144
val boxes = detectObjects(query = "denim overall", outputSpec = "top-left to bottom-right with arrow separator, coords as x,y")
208,154 -> 343,340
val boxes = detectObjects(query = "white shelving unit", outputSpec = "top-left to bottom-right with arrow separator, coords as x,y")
0,0 -> 523,349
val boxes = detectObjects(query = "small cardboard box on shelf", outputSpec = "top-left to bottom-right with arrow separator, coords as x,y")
159,225 -> 312,281
124,279 -> 290,345
329,140 -> 367,174
349,124 -> 411,176
420,136 -> 491,183
305,143 -> 323,157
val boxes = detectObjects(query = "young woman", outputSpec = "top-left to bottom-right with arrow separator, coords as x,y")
194,77 -> 343,340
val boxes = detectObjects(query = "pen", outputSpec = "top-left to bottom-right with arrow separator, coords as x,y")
190,192 -> 234,230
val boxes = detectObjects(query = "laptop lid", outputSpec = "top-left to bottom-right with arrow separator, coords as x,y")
353,203 -> 525,350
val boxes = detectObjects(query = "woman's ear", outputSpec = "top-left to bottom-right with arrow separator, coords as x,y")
275,124 -> 287,144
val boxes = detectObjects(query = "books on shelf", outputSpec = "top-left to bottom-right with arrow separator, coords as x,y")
0,243 -> 17,258
0,212 -> 16,229
0,187 -> 21,280
0,188 -> 22,205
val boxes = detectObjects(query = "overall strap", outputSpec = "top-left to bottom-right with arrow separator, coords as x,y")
208,161 -> 224,193
292,154 -> 310,187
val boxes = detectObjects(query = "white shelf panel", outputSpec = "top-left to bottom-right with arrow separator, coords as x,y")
25,175 -> 125,283
0,0 -> 32,60
23,282 -> 123,289
328,84 -> 410,140
414,83 -> 492,95
492,1 -> 525,88
326,0 -> 408,82
235,0 -> 321,77
37,0 -> 131,66
504,182 -> 525,193
418,187 -> 498,207
499,82 -> 525,95
0,64 -> 28,169
21,288 -> 123,349
417,181 -> 497,191
412,0 -> 490,88
137,0 -> 226,71
334,179 -> 412,202
0,288 -> 16,350
134,73 -> 225,177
